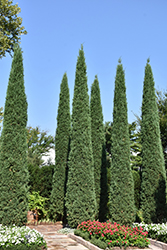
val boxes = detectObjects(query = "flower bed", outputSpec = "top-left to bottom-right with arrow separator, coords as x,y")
134,222 -> 167,244
74,220 -> 149,249
0,224 -> 47,249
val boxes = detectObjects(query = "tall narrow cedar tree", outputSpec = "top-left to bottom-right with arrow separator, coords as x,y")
65,45 -> 97,228
50,73 -> 70,221
0,45 -> 29,226
90,76 -> 108,221
140,59 -> 166,223
109,60 -> 135,225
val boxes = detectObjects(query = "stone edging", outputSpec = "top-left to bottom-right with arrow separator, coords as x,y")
68,233 -> 156,250
149,238 -> 167,250
68,233 -> 103,250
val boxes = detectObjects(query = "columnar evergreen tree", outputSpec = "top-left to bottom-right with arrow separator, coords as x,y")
109,59 -> 135,225
140,59 -> 166,223
65,45 -> 97,228
0,45 -> 29,226
90,75 -> 108,221
50,73 -> 70,221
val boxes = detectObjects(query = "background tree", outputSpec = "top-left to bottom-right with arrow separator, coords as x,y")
0,0 -> 27,58
27,126 -> 54,167
28,164 -> 54,216
140,59 -> 166,223
0,45 -> 29,226
156,89 -> 167,169
109,59 -> 135,225
50,73 -> 71,222
28,163 -> 54,199
65,45 -> 97,228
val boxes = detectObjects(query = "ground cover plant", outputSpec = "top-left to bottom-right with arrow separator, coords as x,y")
134,222 -> 167,244
74,220 -> 149,249
57,227 -> 75,235
0,224 -> 47,249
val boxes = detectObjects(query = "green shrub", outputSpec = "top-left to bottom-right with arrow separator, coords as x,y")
28,191 -> 48,220
74,229 -> 90,241
28,164 -> 54,199
90,238 -> 107,249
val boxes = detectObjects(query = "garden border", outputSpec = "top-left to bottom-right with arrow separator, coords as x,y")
69,233 -> 154,250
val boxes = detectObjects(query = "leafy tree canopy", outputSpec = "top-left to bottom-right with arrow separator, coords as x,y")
27,126 -> 54,166
0,0 -> 27,58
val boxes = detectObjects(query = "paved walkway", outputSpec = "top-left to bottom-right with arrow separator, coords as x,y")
27,224 -> 164,250
28,224 -> 88,250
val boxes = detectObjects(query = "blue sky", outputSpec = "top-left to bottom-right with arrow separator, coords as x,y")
0,0 -> 167,136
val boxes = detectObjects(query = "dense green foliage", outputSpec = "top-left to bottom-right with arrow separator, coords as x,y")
65,45 -> 97,228
104,121 -> 141,213
140,59 -> 166,223
50,73 -> 70,221
109,60 -> 135,225
132,170 -> 141,210
0,0 -> 27,58
0,46 -> 29,226
90,75 -> 108,221
28,164 -> 54,199
28,164 -> 54,217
